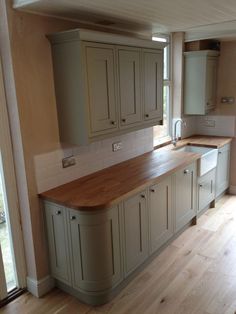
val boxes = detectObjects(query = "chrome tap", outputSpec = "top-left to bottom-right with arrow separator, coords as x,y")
172,119 -> 186,146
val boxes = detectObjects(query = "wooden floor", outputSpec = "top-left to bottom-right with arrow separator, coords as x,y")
1,195 -> 236,314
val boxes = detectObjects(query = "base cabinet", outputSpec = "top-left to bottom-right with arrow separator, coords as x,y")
175,162 -> 197,232
149,176 -> 173,254
216,144 -> 230,197
122,191 -> 148,275
198,168 -> 216,213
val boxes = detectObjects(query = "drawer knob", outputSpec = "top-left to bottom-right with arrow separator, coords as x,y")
150,189 -> 155,192
56,210 -> 61,215
111,120 -> 116,125
140,194 -> 146,199
121,118 -> 126,123
145,114 -> 149,118
70,216 -> 76,220
184,169 -> 189,174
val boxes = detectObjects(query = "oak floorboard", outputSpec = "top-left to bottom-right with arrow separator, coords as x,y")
1,195 -> 236,314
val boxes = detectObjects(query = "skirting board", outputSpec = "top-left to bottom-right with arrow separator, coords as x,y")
27,275 -> 55,297
229,185 -> 236,195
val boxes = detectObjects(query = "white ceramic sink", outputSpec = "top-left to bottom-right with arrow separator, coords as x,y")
175,145 -> 218,176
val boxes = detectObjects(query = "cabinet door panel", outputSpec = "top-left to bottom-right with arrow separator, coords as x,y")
216,144 -> 230,197
69,207 -> 121,292
149,176 -> 173,254
143,50 -> 163,121
198,169 -> 216,212
175,162 -> 197,231
123,191 -> 148,276
85,45 -> 117,133
44,203 -> 71,284
118,48 -> 142,126
206,58 -> 217,111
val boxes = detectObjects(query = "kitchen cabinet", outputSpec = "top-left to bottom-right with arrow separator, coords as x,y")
149,176 -> 173,254
174,162 -> 197,231
118,47 -> 142,127
47,29 -> 165,145
44,202 -> 71,285
143,49 -> 163,122
68,206 -> 122,292
198,168 -> 216,213
216,143 -> 231,197
184,50 -> 219,115
122,191 -> 148,275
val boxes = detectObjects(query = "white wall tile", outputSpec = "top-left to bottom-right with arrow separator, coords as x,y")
34,128 -> 154,193
196,115 -> 236,137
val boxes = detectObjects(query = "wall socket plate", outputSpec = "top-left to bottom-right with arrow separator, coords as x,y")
204,119 -> 215,127
112,142 -> 122,152
62,156 -> 76,168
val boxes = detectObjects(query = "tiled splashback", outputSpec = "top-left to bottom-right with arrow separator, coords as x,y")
34,128 -> 154,193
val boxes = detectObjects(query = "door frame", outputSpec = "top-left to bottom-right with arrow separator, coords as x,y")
0,58 -> 26,291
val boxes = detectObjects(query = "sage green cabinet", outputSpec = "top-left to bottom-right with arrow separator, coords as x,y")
68,207 -> 122,292
149,176 -> 173,254
143,49 -> 163,122
84,44 -> 118,134
118,48 -> 142,127
47,29 -> 164,145
122,191 -> 148,275
184,50 -> 219,115
44,202 -> 71,285
174,162 -> 197,231
216,144 -> 230,197
198,168 -> 216,213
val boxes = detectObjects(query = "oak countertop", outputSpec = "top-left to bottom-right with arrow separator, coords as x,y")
40,135 -> 232,211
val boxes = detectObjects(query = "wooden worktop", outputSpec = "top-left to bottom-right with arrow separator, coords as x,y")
40,135 -> 232,211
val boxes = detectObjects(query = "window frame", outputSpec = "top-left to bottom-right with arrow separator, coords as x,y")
152,34 -> 172,148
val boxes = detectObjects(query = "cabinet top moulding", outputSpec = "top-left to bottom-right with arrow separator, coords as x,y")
46,29 -> 168,50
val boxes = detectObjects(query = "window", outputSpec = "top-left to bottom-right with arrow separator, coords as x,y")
152,35 -> 171,147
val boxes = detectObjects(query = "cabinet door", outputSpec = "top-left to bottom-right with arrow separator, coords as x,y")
198,168 -> 216,212
175,162 -> 197,232
143,50 -> 163,121
69,207 -> 121,292
123,191 -> 148,276
44,203 -> 71,284
149,176 -> 173,254
206,57 -> 217,111
216,144 -> 230,197
118,48 -> 142,126
84,44 -> 117,134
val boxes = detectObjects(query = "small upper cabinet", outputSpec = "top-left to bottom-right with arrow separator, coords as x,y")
47,29 -> 165,145
184,50 -> 219,115
143,49 -> 163,121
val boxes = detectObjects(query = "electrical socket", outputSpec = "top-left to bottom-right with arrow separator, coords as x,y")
112,142 -> 122,152
204,119 -> 215,127
62,156 -> 76,168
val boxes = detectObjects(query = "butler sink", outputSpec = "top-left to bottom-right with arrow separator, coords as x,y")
175,145 -> 218,176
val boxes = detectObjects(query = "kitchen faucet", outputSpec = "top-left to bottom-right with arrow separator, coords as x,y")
172,119 -> 186,146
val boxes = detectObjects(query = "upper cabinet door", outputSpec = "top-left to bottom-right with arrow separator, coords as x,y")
206,57 -> 217,111
143,50 -> 163,121
118,48 -> 142,126
84,44 -> 117,134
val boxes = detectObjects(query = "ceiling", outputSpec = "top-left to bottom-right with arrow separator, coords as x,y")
13,0 -> 236,40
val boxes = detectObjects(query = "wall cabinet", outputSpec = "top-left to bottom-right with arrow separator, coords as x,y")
198,168 -> 216,213
149,176 -> 173,254
44,161 -> 197,305
174,162 -> 197,231
184,50 -> 219,115
122,191 -> 148,275
216,144 -> 230,197
47,29 -> 165,145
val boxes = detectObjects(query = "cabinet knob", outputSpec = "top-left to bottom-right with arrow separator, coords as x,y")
111,120 -> 116,125
150,189 -> 155,193
145,114 -> 149,118
70,216 -> 76,220
218,151 -> 222,155
184,169 -> 189,174
56,210 -> 61,215
199,184 -> 203,188
140,194 -> 146,199
121,118 -> 126,123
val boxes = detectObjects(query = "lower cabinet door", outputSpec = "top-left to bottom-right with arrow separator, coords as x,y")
216,144 -> 230,197
123,191 -> 148,276
69,207 -> 122,292
149,176 -> 173,254
198,168 -> 216,212
175,162 -> 197,232
44,202 -> 71,284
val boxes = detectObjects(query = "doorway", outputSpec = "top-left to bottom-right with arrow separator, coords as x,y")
0,59 -> 26,304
